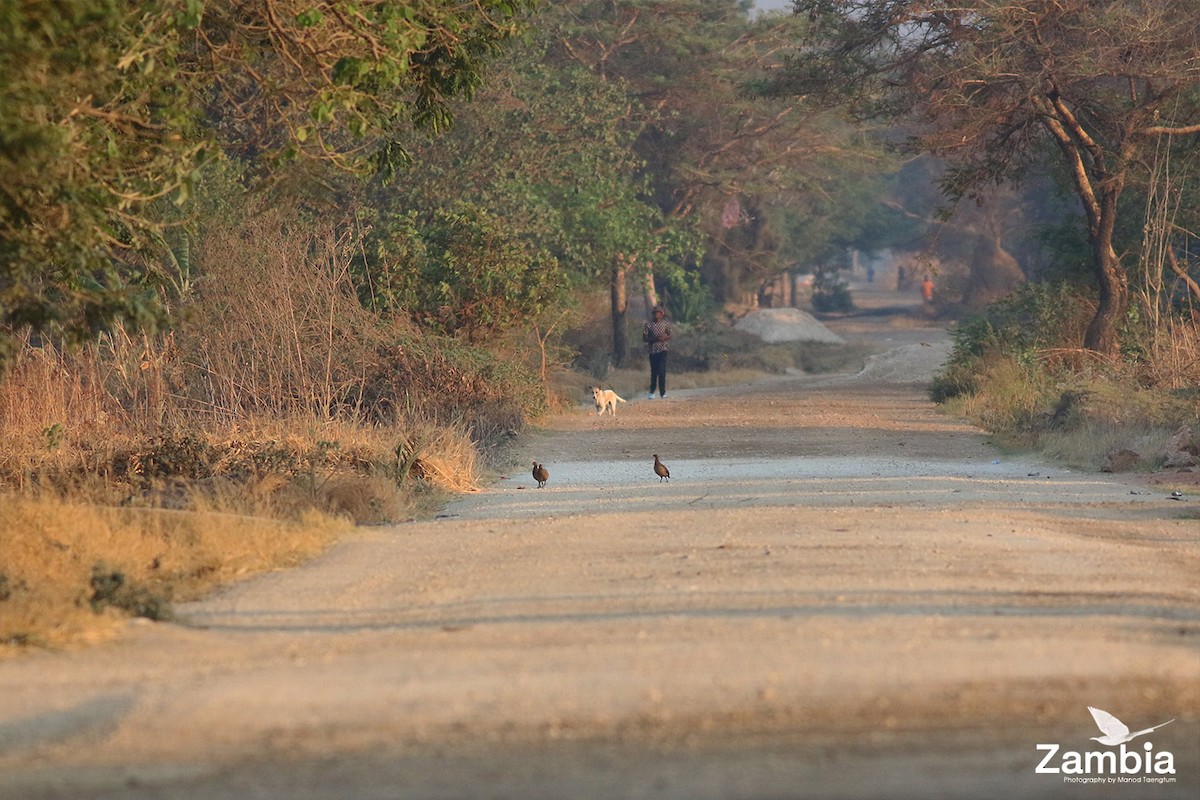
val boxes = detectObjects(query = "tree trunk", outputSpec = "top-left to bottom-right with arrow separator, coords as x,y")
611,256 -> 629,367
1084,204 -> 1128,354
641,261 -> 658,314
1035,99 -> 1130,355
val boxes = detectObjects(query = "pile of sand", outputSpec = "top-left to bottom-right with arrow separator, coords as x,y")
733,308 -> 845,344
854,341 -> 951,384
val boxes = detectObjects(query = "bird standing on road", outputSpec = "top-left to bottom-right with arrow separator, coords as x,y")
653,454 -> 670,482
532,461 -> 549,488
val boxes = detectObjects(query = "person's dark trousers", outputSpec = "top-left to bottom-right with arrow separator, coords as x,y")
649,352 -> 667,397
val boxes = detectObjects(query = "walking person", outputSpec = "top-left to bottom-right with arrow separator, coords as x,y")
642,305 -> 672,400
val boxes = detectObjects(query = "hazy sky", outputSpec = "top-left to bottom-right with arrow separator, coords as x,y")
753,0 -> 793,11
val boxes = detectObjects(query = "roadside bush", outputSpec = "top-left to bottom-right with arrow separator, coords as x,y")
89,562 -> 173,621
0,196 -> 552,650
1119,308 -> 1200,390
668,322 -> 763,372
360,331 -> 546,444
811,268 -> 855,313
930,282 -> 1094,402
354,205 -> 569,343
949,355 -> 1053,435
932,280 -> 1200,469
179,204 -> 547,442
660,267 -> 716,325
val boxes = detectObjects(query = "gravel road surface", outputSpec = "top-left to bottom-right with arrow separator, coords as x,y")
1,298 -> 1197,800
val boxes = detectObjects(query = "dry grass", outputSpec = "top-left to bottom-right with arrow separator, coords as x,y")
0,202 -> 534,655
0,406 -> 477,653
1127,311 -> 1200,390
1037,421 -> 1179,471
0,498 -> 349,654
0,329 -> 483,652
944,344 -> 1199,472
947,356 -> 1050,434
1033,377 -> 1199,470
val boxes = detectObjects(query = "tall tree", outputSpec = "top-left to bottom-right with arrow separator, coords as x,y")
540,1 -> 891,316
363,45 -> 691,362
768,0 -> 1200,353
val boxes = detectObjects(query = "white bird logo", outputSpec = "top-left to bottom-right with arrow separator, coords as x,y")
1087,706 -> 1174,746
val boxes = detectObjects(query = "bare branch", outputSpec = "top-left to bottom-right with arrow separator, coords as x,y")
1031,93 -> 1101,233
1139,122 -> 1200,136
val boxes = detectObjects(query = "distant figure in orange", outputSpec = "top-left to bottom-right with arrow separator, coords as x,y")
921,275 -> 934,303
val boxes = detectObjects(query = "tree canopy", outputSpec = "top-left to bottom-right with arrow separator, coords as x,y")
14,0 -> 1190,375
522,0 -> 899,353
0,0 -> 534,360
766,0 -> 1200,352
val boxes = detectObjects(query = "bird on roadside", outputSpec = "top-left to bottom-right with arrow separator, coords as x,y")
532,461 -> 549,488
653,454 -> 670,482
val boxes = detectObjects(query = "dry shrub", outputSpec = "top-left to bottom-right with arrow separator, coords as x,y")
0,334 -> 147,493
1039,419 -> 1176,471
0,498 -> 348,652
1070,378 -> 1199,430
0,203 -> 543,652
358,333 -> 542,444
942,318 -> 1199,470
1031,373 -> 1199,470
179,208 -> 401,419
319,474 -> 413,523
178,205 -> 544,442
1128,310 -> 1200,390
183,414 -> 481,515
948,355 -> 1049,436
0,329 -> 483,652
0,203 -> 503,502
0,408 -> 480,519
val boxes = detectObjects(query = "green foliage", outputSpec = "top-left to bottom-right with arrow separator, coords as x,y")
811,266 -> 855,313
0,1 -> 201,351
661,267 -> 715,325
769,141 -> 911,270
354,204 -> 570,343
197,0 -> 537,173
379,48 -> 677,293
845,170 -> 926,255
41,423 -> 65,453
930,282 -> 1094,402
1,0 -> 536,364
769,1 -> 1200,352
416,206 -> 567,342
542,1 -> 892,305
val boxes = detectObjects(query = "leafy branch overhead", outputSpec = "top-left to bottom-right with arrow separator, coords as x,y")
196,0 -> 536,177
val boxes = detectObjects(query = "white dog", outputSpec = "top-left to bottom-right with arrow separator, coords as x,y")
591,386 -> 627,416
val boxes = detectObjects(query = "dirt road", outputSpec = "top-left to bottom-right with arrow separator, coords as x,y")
1,300 -> 1197,800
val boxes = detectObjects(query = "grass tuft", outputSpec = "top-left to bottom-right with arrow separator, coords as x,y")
0,497 -> 350,654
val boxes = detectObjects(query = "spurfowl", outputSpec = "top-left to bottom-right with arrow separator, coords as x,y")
653,454 -> 670,482
532,461 -> 549,488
